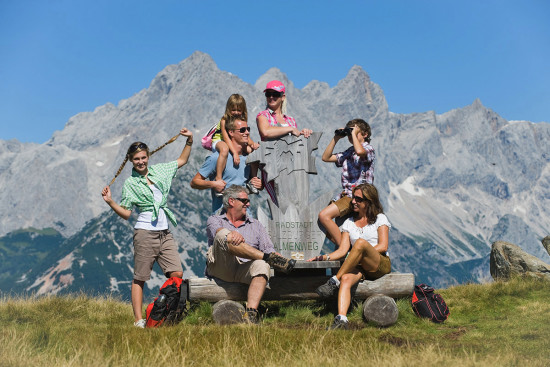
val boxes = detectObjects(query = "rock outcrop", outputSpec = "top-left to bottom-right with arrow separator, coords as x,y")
490,241 -> 550,281
542,236 -> 550,256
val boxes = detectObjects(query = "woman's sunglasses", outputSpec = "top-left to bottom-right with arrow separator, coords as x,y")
129,143 -> 147,154
352,195 -> 368,203
233,197 -> 250,205
232,126 -> 251,133
265,91 -> 283,98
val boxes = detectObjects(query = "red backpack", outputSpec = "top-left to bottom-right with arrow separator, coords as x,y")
145,277 -> 188,328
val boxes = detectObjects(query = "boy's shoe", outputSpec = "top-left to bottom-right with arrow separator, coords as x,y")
246,181 -> 259,195
242,308 -> 260,325
265,253 -> 296,274
328,315 -> 349,330
133,319 -> 146,328
315,277 -> 339,299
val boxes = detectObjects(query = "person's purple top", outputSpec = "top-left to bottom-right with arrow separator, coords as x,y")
206,213 -> 275,262
335,142 -> 375,197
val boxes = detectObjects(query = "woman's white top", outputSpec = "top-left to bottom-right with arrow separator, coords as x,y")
340,213 -> 391,250
134,184 -> 169,230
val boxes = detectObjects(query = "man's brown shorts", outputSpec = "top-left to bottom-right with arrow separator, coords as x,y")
206,228 -> 270,284
133,229 -> 183,281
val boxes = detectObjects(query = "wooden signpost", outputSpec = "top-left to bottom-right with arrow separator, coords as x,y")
246,132 -> 333,261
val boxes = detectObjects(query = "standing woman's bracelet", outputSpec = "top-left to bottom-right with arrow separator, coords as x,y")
186,138 -> 193,146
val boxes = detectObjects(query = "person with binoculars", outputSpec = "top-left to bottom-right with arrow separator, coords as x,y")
317,119 -> 375,247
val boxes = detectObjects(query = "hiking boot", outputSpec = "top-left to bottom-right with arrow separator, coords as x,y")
266,253 -> 296,274
328,315 -> 349,330
133,319 -> 146,328
315,277 -> 339,299
246,181 -> 259,195
242,308 -> 260,324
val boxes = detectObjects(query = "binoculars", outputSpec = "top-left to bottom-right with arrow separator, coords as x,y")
334,127 -> 353,137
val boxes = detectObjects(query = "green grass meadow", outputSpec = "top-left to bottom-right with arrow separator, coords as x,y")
1,277 -> 549,366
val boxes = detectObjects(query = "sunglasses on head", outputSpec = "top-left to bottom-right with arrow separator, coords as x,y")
129,143 -> 147,154
352,195 -> 368,203
232,126 -> 251,133
265,91 -> 283,98
233,197 -> 250,205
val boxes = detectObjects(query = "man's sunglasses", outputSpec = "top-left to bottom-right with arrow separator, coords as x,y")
232,126 -> 251,133
265,91 -> 283,98
233,197 -> 250,205
352,195 -> 368,203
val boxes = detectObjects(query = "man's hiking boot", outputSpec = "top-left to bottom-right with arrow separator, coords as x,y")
242,308 -> 260,324
328,315 -> 349,330
133,319 -> 146,328
266,253 -> 296,274
246,181 -> 259,195
315,277 -> 339,299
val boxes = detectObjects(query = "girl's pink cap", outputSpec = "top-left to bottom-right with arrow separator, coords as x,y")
263,80 -> 285,93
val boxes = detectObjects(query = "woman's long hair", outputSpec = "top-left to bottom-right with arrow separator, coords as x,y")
107,133 -> 181,186
354,183 -> 384,224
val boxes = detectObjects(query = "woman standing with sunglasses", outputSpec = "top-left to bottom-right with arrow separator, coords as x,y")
312,183 -> 391,330
256,80 -> 312,140
101,128 -> 193,328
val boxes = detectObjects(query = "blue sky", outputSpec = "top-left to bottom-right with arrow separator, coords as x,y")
1,0 -> 549,143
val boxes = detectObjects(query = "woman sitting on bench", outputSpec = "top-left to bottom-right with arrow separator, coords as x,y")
312,183 -> 391,330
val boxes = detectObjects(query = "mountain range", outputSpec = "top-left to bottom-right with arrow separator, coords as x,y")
1,51 -> 548,299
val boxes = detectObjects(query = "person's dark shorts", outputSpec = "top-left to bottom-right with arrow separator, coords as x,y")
332,196 -> 353,217
133,229 -> 183,281
359,253 -> 391,281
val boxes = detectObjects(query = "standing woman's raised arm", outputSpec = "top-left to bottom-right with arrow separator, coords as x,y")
177,128 -> 194,168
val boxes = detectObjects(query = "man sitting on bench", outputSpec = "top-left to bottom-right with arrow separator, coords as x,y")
205,185 -> 295,324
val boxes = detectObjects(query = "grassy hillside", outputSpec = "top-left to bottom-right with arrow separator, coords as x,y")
1,277 -> 549,366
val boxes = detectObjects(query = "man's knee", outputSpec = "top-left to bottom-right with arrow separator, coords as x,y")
249,260 -> 271,280
169,271 -> 183,278
214,228 -> 232,251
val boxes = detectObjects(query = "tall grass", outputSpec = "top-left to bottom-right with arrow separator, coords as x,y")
1,277 -> 549,366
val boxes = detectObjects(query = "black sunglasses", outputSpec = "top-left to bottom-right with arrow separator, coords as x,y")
352,195 -> 368,203
232,126 -> 251,133
233,197 -> 250,205
129,143 -> 147,154
265,91 -> 283,98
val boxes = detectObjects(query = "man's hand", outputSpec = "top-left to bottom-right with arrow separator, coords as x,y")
227,231 -> 245,246
249,176 -> 262,190
211,179 -> 227,193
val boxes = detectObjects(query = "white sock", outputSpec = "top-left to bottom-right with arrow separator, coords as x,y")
331,276 -> 340,287
337,314 -> 348,322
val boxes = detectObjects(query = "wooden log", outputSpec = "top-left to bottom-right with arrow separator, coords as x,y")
188,273 -> 414,302
211,300 -> 245,325
362,294 -> 399,327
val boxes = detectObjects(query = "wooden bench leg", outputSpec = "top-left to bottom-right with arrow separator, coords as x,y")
362,294 -> 399,327
212,300 -> 245,325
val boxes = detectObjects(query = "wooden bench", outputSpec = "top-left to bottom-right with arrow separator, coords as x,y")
182,263 -> 414,326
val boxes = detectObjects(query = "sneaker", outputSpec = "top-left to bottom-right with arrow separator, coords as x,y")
315,277 -> 339,299
266,253 -> 296,274
246,181 -> 259,195
242,308 -> 260,324
133,319 -> 146,328
328,315 -> 349,330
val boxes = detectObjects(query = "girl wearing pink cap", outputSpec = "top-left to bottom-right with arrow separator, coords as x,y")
256,80 -> 312,140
